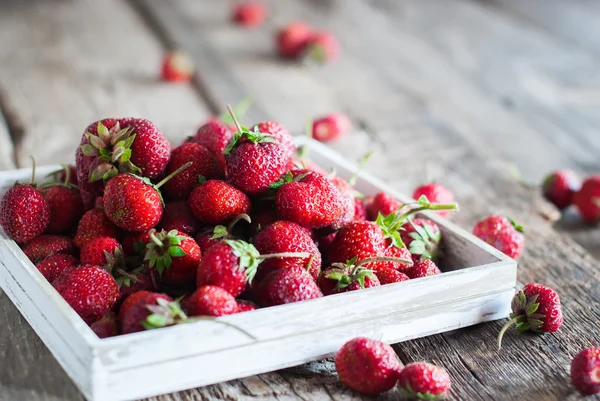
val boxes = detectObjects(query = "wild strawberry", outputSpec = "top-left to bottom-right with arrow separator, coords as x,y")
472,215 -> 525,259
191,118 -> 233,170
412,183 -> 455,218
35,254 -> 78,283
305,31 -> 340,63
405,258 -> 441,279
236,300 -> 257,312
542,170 -> 580,210
318,258 -> 380,295
186,285 -> 238,317
497,283 -> 563,349
162,143 -> 224,200
160,51 -> 194,82
232,1 -> 267,27
574,176 -> 600,224
53,265 -> 119,324
90,311 -> 119,338
119,291 -> 184,334
276,22 -> 313,59
367,192 -> 402,220
158,201 -> 201,236
571,347 -> 600,395
255,266 -> 323,307
74,209 -> 119,247
312,113 -> 351,142
335,337 -> 401,395
189,179 -> 251,225
22,235 -> 74,263
376,268 -> 409,285
80,237 -> 122,267
354,197 -> 368,221
401,218 -> 442,262
254,121 -> 295,159
398,362 -> 451,400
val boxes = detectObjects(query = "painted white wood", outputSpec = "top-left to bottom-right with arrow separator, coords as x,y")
0,142 -> 517,401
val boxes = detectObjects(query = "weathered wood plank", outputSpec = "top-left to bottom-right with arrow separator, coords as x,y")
0,109 -> 15,171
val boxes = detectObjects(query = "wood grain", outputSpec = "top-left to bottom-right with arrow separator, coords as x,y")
0,111 -> 14,170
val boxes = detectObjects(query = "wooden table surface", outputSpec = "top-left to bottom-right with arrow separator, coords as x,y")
0,0 -> 599,400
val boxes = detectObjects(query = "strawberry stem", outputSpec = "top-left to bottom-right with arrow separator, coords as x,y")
154,162 -> 193,189
148,230 -> 164,248
392,203 -> 458,227
348,151 -> 374,187
258,252 -> 311,260
497,316 -> 519,351
226,104 -> 244,135
227,213 -> 252,233
355,256 -> 413,268
114,267 -> 139,283
61,164 -> 71,186
30,156 -> 36,185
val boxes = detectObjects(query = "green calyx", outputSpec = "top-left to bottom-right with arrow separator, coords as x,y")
223,103 -> 278,155
269,170 -> 311,190
210,213 -> 252,240
506,216 -> 525,234
497,291 -> 545,350
41,164 -> 80,191
399,382 -> 447,400
327,257 -> 377,290
224,239 -> 261,284
144,229 -> 189,276
407,219 -> 441,261
114,265 -> 144,288
141,297 -> 188,330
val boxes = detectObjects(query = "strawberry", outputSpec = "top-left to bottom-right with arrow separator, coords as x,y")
400,218 -> 442,262
194,228 -> 226,253
94,196 -> 104,210
412,183 -> 455,218
255,266 -> 323,307
232,2 -> 267,28
542,170 -> 580,210
35,254 -> 78,283
74,209 -> 119,247
571,347 -> 600,395
162,142 -> 224,200
90,311 -> 119,338
121,231 -> 151,258
354,197 -> 368,221
236,300 -> 257,312
312,113 -> 351,142
335,337 -> 401,395
53,265 -> 119,324
185,285 -> 238,317
472,215 -> 525,259
398,362 -> 451,400
160,51 -> 194,82
318,258 -> 380,295
316,232 -> 336,265
380,245 -> 413,272
119,291 -> 184,334
305,31 -> 340,63
324,176 -> 357,231
191,118 -> 233,170
22,235 -> 74,263
287,157 -> 328,176
376,268 -> 409,285
254,121 -> 295,159
158,201 -> 201,236
367,192 -> 402,220
42,166 -> 84,234
573,176 -> 600,224
329,221 -> 387,270
80,237 -> 122,268
188,179 -> 251,225
405,258 -> 441,279
253,221 -> 321,281
118,267 -> 157,302
276,22 -> 313,59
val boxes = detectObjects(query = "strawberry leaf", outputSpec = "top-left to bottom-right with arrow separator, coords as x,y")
211,225 -> 228,240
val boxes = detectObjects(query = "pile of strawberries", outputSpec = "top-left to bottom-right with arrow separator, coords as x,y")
542,169 -> 600,224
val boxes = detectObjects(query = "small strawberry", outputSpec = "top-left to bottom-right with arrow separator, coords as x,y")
255,266 -> 323,307
254,121 -> 295,159
74,209 -> 119,248
401,218 -> 442,262
119,291 -> 183,334
186,285 -> 239,317
571,347 -> 600,395
158,201 -> 201,236
80,237 -> 122,267
53,265 -> 119,324
276,22 -> 313,59
305,31 -> 340,64
472,215 -> 525,259
376,268 -> 410,285
160,51 -> 194,82
42,165 -> 84,234
232,1 -> 267,27
191,118 -> 234,170
405,258 -> 441,279
573,176 -> 600,224
497,283 -> 563,349
318,258 -> 380,295
90,311 -> 119,338
335,337 -> 401,395
542,170 -> 580,210
367,192 -> 402,220
398,362 -> 451,400
236,300 -> 257,312
22,235 -> 75,263
312,113 -> 351,142
412,183 -> 455,218
35,254 -> 78,283
189,179 -> 251,225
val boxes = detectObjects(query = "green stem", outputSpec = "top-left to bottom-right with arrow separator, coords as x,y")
258,252 -> 311,260
61,163 -> 70,185
355,256 -> 413,268
114,267 -> 138,283
497,316 -> 519,351
348,151 -> 374,187
30,156 -> 36,185
226,104 -> 244,135
154,162 -> 192,189
226,213 -> 252,233
148,230 -> 164,248
392,203 -> 458,228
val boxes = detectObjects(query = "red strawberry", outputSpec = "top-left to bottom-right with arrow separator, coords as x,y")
329,221 -> 387,269
22,235 -> 74,263
380,245 -> 413,272
276,22 -> 313,59
412,183 -> 455,218
186,285 -> 238,317
376,268 -> 409,285
335,337 -> 401,395
312,113 -> 351,142
160,51 -> 194,82
354,197 -> 368,221
94,196 -> 104,210
542,170 -> 580,210
573,176 -> 600,224
80,237 -> 122,267
232,1 -> 267,27
35,254 -> 78,283
255,266 -> 323,307
275,170 -> 344,229
398,362 -> 451,400
188,179 -> 251,225
318,259 -> 380,296
43,185 -> 84,234
400,218 -> 442,262
472,215 -> 525,259
287,157 -> 328,176
497,283 -> 563,349
236,300 -> 258,312
254,121 -> 295,159
118,267 -> 157,302
571,347 -> 600,395
324,176 -> 356,231
191,118 -> 233,170
305,31 -> 340,63
53,265 -> 119,324
1,182 -> 50,243
119,291 -> 184,334
194,228 -> 225,253
316,232 -> 336,264
121,231 -> 151,258
90,311 -> 119,338
158,201 -> 201,236
405,258 -> 441,279
74,209 -> 119,247
367,192 -> 402,220
253,221 -> 321,281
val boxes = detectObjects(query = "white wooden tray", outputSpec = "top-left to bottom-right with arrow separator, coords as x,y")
0,138 -> 516,401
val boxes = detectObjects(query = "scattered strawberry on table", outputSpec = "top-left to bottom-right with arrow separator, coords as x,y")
160,51 -> 194,83
232,1 -> 267,28
276,21 -> 340,64
571,347 -> 600,396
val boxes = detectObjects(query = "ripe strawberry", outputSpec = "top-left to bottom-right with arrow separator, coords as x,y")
405,258 -> 441,279
158,201 -> 201,236
324,176 -> 356,231
160,51 -> 194,82
80,237 -> 122,267
35,254 -> 78,283
287,157 -> 328,176
194,228 -> 226,253
42,185 -> 84,234
162,142 -> 224,200
312,113 -> 351,142
317,232 -> 337,265
254,121 -> 295,159
191,118 -> 233,170
318,259 -> 380,296
22,235 -> 74,263
573,176 -> 600,224
367,192 -> 402,220
276,22 -> 313,59
186,285 -> 238,317
497,283 -> 563,349
1,181 -> 50,243
119,291 -> 184,334
472,215 -> 525,259
376,268 -> 409,285
236,300 -> 257,312
329,221 -> 386,269
542,170 -> 580,210
401,218 -> 442,262
412,183 -> 455,218
232,1 -> 267,28
255,266 -> 323,307
354,197 -> 368,221
118,266 -> 157,302
74,209 -> 119,248
380,245 -> 413,272
121,231 -> 152,258
189,179 -> 251,225
571,347 -> 600,395
90,311 -> 119,338
305,31 -> 340,63
335,337 -> 401,395
53,265 -> 119,324
398,362 -> 451,400
254,221 -> 321,281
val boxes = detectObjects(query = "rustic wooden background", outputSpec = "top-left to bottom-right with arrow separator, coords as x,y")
0,0 -> 598,400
